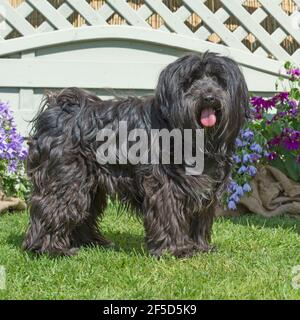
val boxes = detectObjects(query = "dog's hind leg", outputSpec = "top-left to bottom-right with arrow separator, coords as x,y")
23,157 -> 98,256
70,187 -> 113,249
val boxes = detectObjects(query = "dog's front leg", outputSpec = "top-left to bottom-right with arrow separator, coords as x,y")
189,202 -> 216,253
142,177 -> 199,258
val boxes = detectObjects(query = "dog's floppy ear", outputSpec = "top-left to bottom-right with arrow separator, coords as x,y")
224,56 -> 249,123
154,54 -> 201,122
219,56 -> 249,148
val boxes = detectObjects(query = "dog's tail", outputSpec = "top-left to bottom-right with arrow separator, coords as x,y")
29,87 -> 101,137
27,88 -> 101,181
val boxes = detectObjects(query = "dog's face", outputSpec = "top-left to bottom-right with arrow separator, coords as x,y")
155,52 -> 249,150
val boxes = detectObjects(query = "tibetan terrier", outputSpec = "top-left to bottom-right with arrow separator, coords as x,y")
23,52 -> 249,257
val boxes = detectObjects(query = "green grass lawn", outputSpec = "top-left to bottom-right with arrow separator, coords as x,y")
0,205 -> 300,300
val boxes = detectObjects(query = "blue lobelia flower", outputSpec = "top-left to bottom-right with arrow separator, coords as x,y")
230,192 -> 240,203
238,165 -> 247,174
243,183 -> 252,192
248,166 -> 257,176
235,186 -> 244,197
232,155 -> 241,163
242,153 -> 252,163
250,143 -> 262,153
228,200 -> 237,210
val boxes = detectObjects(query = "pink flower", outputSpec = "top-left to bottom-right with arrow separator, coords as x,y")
267,152 -> 277,161
287,68 -> 300,79
283,136 -> 300,151
268,136 -> 281,146
275,92 -> 289,102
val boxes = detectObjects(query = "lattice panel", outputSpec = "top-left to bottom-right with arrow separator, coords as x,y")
0,0 -> 299,61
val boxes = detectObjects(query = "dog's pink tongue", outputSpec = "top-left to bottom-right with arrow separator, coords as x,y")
200,108 -> 216,127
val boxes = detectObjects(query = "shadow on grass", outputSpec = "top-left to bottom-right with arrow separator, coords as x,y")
5,230 -> 147,258
6,232 -> 24,249
104,230 -> 147,255
221,214 -> 300,235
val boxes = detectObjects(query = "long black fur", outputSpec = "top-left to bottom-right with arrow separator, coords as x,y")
23,52 -> 249,257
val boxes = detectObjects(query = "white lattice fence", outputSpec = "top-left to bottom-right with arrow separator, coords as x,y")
1,0 -> 299,59
0,0 -> 299,134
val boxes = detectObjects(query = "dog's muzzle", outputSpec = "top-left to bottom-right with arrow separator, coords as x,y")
199,95 -> 219,128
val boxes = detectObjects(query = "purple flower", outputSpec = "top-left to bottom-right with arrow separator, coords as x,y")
235,186 -> 244,197
282,129 -> 300,150
241,129 -> 254,141
232,155 -> 241,163
8,160 -> 18,173
230,192 -> 240,203
243,183 -> 252,193
250,143 -> 262,153
248,166 -> 257,176
268,136 -> 281,147
267,152 -> 277,161
283,137 -> 300,150
254,112 -> 263,120
19,147 -> 28,160
0,101 -> 28,173
278,111 -> 287,117
243,153 -> 252,163
238,165 -> 247,174
250,96 -> 265,107
229,180 -> 238,191
289,100 -> 298,109
250,96 -> 276,111
0,102 -> 14,123
235,138 -> 243,147
275,92 -> 289,102
228,200 -> 237,210
250,153 -> 261,162
287,100 -> 299,117
287,68 -> 300,79
235,138 -> 247,148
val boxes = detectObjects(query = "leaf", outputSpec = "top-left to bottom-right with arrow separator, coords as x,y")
271,158 -> 288,177
284,61 -> 292,70
293,121 -> 300,131
272,122 -> 283,136
284,156 -> 300,182
290,88 -> 300,100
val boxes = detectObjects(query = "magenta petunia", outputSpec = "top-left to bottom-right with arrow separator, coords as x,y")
268,136 -> 281,146
275,92 -> 289,102
267,152 -> 277,161
287,68 -> 300,79
283,137 -> 300,151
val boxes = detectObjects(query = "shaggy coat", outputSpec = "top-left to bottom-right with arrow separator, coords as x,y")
23,52 -> 249,257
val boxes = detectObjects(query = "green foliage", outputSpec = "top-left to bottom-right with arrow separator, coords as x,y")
0,160 -> 31,199
250,62 -> 300,181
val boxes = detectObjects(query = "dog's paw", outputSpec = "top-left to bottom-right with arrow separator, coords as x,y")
64,247 -> 80,256
172,244 -> 202,258
151,244 -> 201,259
172,243 -> 216,258
195,241 -> 216,253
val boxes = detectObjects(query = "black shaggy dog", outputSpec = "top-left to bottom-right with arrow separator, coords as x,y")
23,52 -> 249,257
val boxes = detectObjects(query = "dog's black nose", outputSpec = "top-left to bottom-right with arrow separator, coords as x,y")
204,96 -> 215,104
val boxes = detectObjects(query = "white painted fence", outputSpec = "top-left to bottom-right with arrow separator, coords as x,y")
0,0 -> 299,134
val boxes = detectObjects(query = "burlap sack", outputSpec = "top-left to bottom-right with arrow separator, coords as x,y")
0,190 -> 26,214
217,165 -> 300,217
